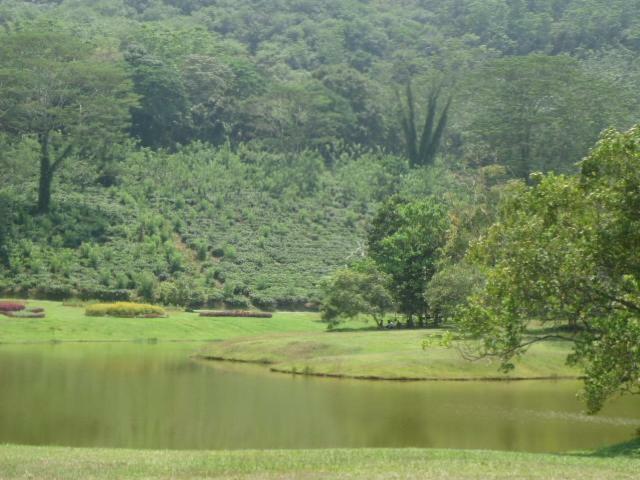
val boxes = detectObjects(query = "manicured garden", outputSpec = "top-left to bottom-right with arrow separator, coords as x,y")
0,301 -> 46,319
0,300 -> 322,344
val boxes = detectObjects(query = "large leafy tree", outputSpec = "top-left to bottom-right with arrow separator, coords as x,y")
464,54 -> 631,180
368,196 -> 449,325
460,126 -> 640,412
320,260 -> 394,329
124,43 -> 188,149
241,79 -> 355,153
314,65 -> 386,149
0,29 -> 137,213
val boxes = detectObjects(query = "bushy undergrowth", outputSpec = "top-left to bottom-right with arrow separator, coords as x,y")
85,302 -> 166,318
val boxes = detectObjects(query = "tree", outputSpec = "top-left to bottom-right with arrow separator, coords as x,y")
463,54 -> 631,180
314,65 -> 386,149
367,196 -> 449,325
124,43 -> 188,149
180,54 -> 235,146
398,82 -> 451,168
459,125 -> 640,412
320,260 -> 394,329
0,30 -> 137,213
241,79 -> 355,153
425,262 -> 485,325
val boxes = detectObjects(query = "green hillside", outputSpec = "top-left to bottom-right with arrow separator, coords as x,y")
1,146 -> 414,308
1,0 -> 639,309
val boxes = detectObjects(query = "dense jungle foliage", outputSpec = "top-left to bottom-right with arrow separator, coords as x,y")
0,0 -> 639,312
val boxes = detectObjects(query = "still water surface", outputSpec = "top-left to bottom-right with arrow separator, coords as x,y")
0,343 -> 638,452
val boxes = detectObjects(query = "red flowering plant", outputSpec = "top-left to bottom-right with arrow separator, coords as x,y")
0,301 -> 26,313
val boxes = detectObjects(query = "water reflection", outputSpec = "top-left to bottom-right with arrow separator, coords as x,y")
0,343 -> 637,452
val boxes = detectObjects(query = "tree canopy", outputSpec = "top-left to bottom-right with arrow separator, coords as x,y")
367,196 -> 449,325
0,28 -> 137,212
320,260 -> 394,329
459,126 -> 640,412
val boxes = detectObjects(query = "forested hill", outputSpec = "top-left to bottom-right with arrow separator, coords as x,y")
0,0 -> 638,309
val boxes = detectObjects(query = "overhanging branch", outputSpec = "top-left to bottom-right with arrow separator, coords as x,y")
458,334 -> 575,362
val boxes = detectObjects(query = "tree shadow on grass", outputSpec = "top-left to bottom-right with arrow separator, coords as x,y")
589,437 -> 640,458
325,323 -> 457,334
568,437 -> 640,459
325,326 -> 381,333
524,323 -> 586,337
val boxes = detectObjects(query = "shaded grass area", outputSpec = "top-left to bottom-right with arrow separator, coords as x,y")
592,437 -> 640,458
0,444 -> 639,480
197,329 -> 580,380
0,301 -> 324,344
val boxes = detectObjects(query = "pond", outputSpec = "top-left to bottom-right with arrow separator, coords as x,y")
0,343 -> 637,453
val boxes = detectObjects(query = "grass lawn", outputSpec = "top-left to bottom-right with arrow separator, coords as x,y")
0,300 -> 324,343
196,329 -> 580,380
0,442 -> 638,479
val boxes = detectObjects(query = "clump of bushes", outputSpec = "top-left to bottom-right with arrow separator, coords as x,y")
198,310 -> 272,318
85,302 -> 166,318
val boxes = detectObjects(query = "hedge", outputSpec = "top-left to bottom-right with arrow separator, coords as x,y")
198,310 -> 273,318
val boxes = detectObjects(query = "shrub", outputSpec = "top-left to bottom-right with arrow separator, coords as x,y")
0,301 -> 25,312
224,295 -> 250,309
250,293 -> 276,311
194,240 -> 208,261
85,302 -> 166,318
222,244 -> 237,260
31,285 -> 75,300
156,281 -> 180,305
78,288 -> 132,302
136,272 -> 157,301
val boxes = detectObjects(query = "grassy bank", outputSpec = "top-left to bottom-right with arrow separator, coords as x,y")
0,300 -> 580,380
0,442 -> 638,480
197,329 -> 580,381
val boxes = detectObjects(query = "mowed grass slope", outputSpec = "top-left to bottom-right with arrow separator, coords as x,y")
0,300 -> 323,343
197,329 -> 579,380
0,443 -> 639,480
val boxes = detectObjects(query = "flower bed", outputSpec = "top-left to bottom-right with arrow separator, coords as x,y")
198,310 -> 273,318
85,302 -> 166,318
4,311 -> 46,319
0,301 -> 26,313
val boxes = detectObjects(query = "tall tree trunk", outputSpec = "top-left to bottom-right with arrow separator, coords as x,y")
37,132 -> 52,214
